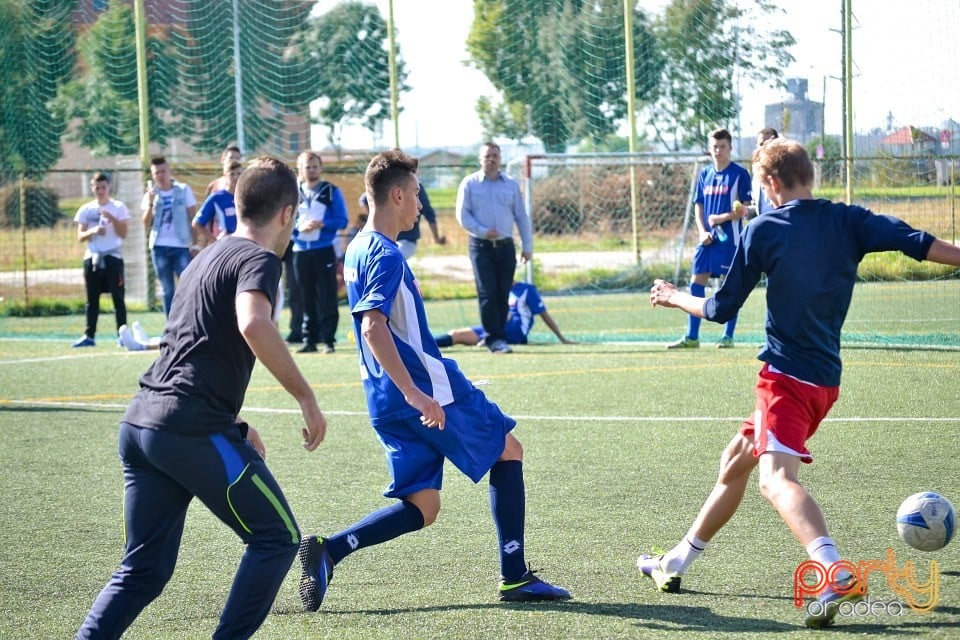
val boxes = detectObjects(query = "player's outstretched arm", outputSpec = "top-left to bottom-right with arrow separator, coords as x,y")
361,309 -> 445,430
236,290 -> 326,451
650,279 -> 707,318
539,310 -> 574,344
925,239 -> 960,267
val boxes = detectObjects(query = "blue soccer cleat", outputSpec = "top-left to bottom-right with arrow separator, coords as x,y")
498,566 -> 571,602
298,535 -> 334,612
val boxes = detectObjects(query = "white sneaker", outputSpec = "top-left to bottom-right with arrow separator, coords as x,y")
118,325 -> 146,351
132,321 -> 149,344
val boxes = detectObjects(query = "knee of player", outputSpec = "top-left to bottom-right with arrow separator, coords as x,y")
406,492 -> 441,527
419,500 -> 441,527
499,434 -> 523,462
756,466 -> 787,502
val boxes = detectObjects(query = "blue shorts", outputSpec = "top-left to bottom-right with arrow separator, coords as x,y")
373,389 -> 517,498
692,241 -> 736,278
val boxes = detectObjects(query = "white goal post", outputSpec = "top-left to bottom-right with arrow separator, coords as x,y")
508,152 -> 709,283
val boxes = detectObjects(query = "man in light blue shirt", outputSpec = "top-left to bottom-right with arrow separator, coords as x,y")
455,142 -> 533,354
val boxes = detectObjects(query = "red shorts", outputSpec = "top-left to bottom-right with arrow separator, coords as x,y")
739,363 -> 839,463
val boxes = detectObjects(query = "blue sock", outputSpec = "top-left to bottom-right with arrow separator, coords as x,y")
435,333 -> 453,348
325,500 -> 424,564
687,282 -> 706,339
489,460 -> 526,581
724,313 -> 738,339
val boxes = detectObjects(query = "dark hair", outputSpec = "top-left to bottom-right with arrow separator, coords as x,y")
364,150 -> 419,208
91,172 -> 110,184
709,128 -> 732,144
758,127 -> 779,141
150,155 -> 167,167
221,145 -> 242,160
234,157 -> 298,228
752,138 -> 814,190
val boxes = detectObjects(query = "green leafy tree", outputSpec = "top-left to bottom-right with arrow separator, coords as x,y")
174,0 -> 315,155
476,96 -> 529,144
293,1 -> 407,151
649,0 -> 795,151
52,1 -> 179,157
0,0 -> 75,181
467,0 -> 661,152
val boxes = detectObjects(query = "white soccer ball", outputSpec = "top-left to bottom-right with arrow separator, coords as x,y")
896,492 -> 956,551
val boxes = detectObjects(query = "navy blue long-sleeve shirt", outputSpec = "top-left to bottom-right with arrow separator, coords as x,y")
705,198 -> 935,387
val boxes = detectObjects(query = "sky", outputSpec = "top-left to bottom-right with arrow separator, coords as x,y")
309,0 -> 960,152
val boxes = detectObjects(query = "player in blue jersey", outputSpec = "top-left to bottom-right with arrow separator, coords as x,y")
642,138 -> 960,628
434,280 -> 574,347
668,128 -> 752,349
297,149 -> 571,611
193,160 -> 244,245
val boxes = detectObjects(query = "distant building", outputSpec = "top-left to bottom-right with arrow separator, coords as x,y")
764,78 -> 824,144
417,150 -> 467,189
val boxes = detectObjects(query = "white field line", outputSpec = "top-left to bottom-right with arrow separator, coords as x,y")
2,398 -> 958,423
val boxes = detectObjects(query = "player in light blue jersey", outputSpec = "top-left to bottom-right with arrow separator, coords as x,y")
297,149 -> 570,611
668,128 -> 752,349
435,280 -> 574,347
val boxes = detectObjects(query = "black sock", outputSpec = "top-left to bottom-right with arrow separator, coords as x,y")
490,460 -> 526,581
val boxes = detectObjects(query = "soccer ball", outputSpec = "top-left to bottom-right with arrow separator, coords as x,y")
896,492 -> 956,551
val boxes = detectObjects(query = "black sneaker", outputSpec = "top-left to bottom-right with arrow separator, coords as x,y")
298,535 -> 334,612
297,343 -> 318,353
286,333 -> 303,344
498,566 -> 571,602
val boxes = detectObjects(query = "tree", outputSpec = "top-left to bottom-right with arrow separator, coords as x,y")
0,0 -> 75,181
648,0 -> 795,151
467,0 -> 661,152
52,1 -> 179,157
292,1 -> 407,151
476,96 -> 529,144
174,0 -> 315,155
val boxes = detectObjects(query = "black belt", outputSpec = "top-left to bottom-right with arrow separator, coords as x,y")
471,236 -> 514,247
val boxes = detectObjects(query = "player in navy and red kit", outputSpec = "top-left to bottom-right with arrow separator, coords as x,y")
668,127 -> 752,349
641,138 -> 960,628
76,158 -> 327,640
296,149 -> 570,611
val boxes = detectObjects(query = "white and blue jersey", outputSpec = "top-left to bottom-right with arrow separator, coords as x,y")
344,230 -> 476,425
696,162 -> 752,243
505,282 -> 546,344
471,281 -> 549,344
194,190 -> 237,235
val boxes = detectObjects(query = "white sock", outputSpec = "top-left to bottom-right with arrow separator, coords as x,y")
661,535 -> 708,574
806,536 -> 841,567
806,536 -> 851,588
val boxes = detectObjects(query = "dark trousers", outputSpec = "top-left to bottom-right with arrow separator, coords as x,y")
282,241 -> 303,339
468,237 -> 517,345
76,422 -> 300,640
82,255 -> 127,339
294,246 -> 339,347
